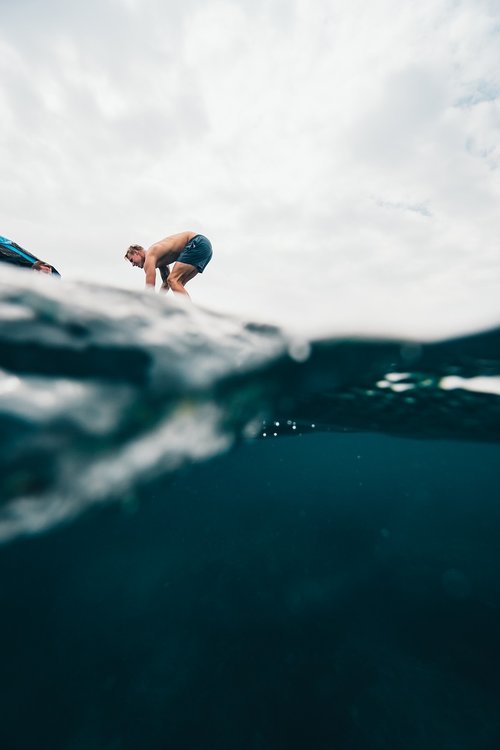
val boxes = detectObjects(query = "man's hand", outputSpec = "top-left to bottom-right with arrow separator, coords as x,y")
159,264 -> 170,293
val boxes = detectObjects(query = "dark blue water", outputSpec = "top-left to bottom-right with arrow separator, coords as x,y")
0,271 -> 499,749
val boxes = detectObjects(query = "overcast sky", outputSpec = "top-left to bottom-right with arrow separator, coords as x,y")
1,0 -> 500,336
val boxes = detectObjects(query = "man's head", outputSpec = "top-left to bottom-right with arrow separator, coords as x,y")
125,245 -> 145,268
32,261 -> 53,274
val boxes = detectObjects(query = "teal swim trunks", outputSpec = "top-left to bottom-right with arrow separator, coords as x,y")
177,235 -> 213,273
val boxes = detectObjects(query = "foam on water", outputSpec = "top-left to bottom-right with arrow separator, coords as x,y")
1,265 -> 499,543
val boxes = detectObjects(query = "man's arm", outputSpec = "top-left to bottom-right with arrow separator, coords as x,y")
159,264 -> 170,293
143,255 -> 157,288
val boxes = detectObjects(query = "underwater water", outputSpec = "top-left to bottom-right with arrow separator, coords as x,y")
1,267 -> 499,750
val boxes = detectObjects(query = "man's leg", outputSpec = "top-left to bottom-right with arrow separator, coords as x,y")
168,262 -> 198,297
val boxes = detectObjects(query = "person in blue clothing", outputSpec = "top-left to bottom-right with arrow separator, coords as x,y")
0,235 -> 61,276
124,231 -> 212,298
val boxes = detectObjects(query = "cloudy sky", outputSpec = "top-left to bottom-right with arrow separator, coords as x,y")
1,0 -> 500,336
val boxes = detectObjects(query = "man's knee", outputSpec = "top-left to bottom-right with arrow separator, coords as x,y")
168,276 -> 185,289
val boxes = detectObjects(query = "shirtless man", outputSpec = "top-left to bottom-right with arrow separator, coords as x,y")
124,231 -> 213,297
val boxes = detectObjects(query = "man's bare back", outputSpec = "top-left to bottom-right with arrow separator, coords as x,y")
147,232 -> 198,267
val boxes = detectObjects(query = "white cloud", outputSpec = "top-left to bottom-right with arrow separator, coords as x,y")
1,0 -> 500,336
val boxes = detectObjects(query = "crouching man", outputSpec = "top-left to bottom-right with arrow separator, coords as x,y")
124,231 -> 212,298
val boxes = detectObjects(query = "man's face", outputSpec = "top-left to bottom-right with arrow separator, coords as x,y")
38,264 -> 52,274
128,249 -> 145,268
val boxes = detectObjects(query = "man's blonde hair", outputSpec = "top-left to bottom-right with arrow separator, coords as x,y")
124,244 -> 143,259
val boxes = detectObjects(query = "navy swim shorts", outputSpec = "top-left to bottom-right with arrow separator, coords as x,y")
177,234 -> 213,273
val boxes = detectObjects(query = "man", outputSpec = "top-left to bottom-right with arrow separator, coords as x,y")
124,231 -> 212,297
